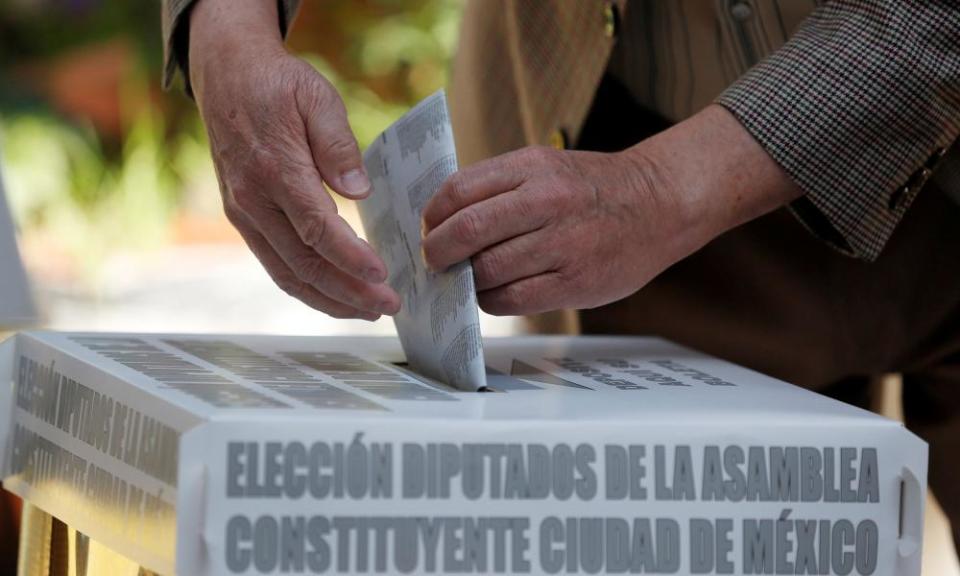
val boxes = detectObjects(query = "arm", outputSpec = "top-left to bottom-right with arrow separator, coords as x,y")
421,0 -> 960,315
717,0 -> 960,260
161,0 -> 401,320
161,0 -> 301,95
421,104 -> 801,315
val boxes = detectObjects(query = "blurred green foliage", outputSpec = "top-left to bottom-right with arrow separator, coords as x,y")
0,0 -> 462,279
2,89 -> 202,274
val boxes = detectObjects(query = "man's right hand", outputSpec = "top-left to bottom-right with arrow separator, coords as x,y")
188,0 -> 400,320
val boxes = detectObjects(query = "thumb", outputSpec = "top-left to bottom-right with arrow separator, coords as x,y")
303,85 -> 370,200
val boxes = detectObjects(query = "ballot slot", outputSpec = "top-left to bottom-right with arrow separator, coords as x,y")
387,361 -> 456,393
385,353 -> 599,393
389,361 -> 512,394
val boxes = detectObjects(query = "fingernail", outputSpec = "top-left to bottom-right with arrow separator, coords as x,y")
420,246 -> 433,271
420,219 -> 428,239
341,168 -> 371,198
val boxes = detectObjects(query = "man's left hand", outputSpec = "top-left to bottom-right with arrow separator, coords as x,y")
421,104 -> 803,316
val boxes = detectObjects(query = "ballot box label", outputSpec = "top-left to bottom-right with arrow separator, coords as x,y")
192,422 -> 913,576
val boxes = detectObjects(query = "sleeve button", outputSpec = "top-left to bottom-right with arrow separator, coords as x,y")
888,185 -> 909,210
924,147 -> 948,170
731,2 -> 753,21
603,2 -> 620,39
549,128 -> 568,150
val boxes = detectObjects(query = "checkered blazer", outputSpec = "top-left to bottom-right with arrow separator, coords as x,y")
163,0 -> 960,261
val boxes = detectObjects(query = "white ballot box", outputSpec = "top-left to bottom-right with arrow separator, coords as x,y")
0,332 -> 927,575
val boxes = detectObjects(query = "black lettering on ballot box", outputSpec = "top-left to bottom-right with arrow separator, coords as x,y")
0,333 -> 927,575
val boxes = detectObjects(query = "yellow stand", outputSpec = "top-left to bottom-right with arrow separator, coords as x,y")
17,504 -> 158,576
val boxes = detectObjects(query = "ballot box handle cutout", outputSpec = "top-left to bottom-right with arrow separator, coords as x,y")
897,466 -> 924,558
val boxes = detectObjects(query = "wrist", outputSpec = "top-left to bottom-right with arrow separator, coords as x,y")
188,0 -> 286,102
626,104 -> 803,245
617,139 -> 719,257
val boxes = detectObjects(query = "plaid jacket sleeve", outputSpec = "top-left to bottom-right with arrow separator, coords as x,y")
161,0 -> 302,95
716,0 -> 960,261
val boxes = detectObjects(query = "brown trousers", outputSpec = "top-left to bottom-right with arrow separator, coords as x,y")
575,75 -> 960,547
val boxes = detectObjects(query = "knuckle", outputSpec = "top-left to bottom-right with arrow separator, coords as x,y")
312,79 -> 345,112
237,145 -> 282,187
557,266 -> 583,293
552,184 -> 576,208
445,172 -> 468,204
253,148 -> 281,180
222,199 -> 245,225
427,175 -> 465,225
294,256 -> 328,286
277,161 -> 313,191
551,244 -> 575,272
297,213 -> 330,249
515,194 -> 542,224
452,208 -> 483,245
275,276 -> 303,299
286,61 -> 324,107
524,145 -> 558,166
316,134 -> 357,164
217,164 -> 244,193
231,187 -> 261,215
473,250 -> 505,285
527,190 -> 558,225
287,63 -> 314,96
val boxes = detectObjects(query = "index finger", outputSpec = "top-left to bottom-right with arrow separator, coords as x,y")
275,161 -> 388,283
421,153 -> 526,233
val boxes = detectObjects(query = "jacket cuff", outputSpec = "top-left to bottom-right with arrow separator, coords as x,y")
161,0 -> 302,96
716,1 -> 960,261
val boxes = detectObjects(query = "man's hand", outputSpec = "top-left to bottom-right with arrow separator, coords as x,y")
189,0 -> 400,320
421,104 -> 803,315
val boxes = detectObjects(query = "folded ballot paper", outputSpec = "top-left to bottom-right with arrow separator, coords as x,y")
0,332 -> 928,575
359,90 -> 486,391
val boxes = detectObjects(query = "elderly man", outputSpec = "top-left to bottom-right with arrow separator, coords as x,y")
163,0 -> 960,547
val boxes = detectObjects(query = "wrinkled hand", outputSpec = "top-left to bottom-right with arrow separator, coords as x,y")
189,0 -> 399,320
421,146 -> 694,315
421,105 -> 803,315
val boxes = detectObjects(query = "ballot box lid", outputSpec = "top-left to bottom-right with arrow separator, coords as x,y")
5,331 -> 891,428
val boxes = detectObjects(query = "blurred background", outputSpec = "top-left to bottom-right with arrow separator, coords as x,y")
0,0 -> 517,338
0,1 -> 957,574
